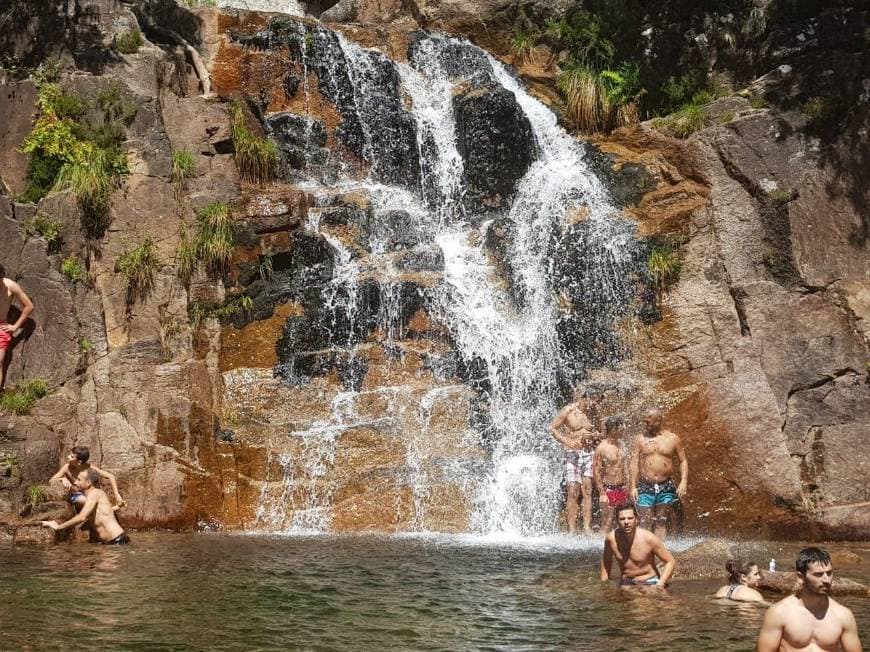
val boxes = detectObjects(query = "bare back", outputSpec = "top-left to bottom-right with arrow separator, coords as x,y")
637,430 -> 681,482
83,488 -> 124,542
595,439 -> 625,485
759,595 -> 861,652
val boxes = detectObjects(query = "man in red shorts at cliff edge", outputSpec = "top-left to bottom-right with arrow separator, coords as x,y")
0,262 -> 35,393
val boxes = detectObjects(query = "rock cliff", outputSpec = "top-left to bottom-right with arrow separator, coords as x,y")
0,0 -> 867,539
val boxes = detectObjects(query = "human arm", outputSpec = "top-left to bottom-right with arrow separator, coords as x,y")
549,408 -> 568,441
600,538 -> 613,581
756,605 -> 784,652
42,493 -> 97,530
593,446 -> 606,502
652,533 -> 676,586
629,438 -> 640,501
49,463 -> 72,490
840,607 -> 863,652
674,435 -> 688,498
3,280 -> 34,331
90,465 -> 125,506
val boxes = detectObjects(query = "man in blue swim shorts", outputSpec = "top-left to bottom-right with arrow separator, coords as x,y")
630,408 -> 688,539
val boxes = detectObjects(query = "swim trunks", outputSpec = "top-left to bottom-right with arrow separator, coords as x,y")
563,450 -> 593,483
604,483 -> 629,505
103,532 -> 130,545
637,478 -> 678,507
68,492 -> 86,504
620,576 -> 660,586
0,323 -> 11,350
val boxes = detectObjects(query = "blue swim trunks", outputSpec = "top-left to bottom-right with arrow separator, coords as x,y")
68,492 -> 86,504
637,478 -> 678,507
620,576 -> 660,586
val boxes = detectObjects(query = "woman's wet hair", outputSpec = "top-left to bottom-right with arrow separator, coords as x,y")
796,547 -> 831,574
72,446 -> 90,463
725,559 -> 756,584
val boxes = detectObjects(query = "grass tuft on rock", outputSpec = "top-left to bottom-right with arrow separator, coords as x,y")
61,254 -> 88,285
22,214 -> 63,253
116,237 -> 159,306
171,149 -> 197,186
176,202 -> 236,284
648,245 -> 682,296
229,101 -> 278,184
509,28 -> 539,66
0,379 -> 49,415
25,484 -> 47,508
768,188 -> 797,205
114,30 -> 143,55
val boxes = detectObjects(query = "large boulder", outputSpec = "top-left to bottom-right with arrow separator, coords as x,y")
453,83 -> 535,212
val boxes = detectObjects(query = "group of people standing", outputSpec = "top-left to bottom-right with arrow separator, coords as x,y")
550,387 -> 687,538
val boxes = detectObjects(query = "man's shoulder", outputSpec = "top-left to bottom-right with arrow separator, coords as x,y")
829,597 -> 856,620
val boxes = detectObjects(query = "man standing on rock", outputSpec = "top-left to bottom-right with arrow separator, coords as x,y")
549,388 -> 602,534
757,547 -> 862,652
593,416 -> 628,534
42,469 -> 130,545
0,262 -> 34,392
630,407 -> 687,539
600,503 -> 676,587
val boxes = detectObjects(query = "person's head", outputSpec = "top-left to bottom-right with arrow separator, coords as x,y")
726,559 -> 760,587
584,387 -> 603,405
796,547 -> 833,595
604,416 -> 624,439
67,446 -> 90,465
642,408 -> 663,435
74,468 -> 101,492
615,503 -> 638,534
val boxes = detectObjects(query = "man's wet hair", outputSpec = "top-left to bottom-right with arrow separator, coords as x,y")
584,387 -> 603,399
84,468 -> 101,486
605,416 -> 624,432
72,446 -> 90,463
615,502 -> 638,517
796,547 -> 831,574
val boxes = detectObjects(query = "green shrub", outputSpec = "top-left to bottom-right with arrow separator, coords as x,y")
36,83 -> 86,120
557,64 -> 608,133
768,188 -> 797,205
0,379 -> 49,415
660,92 -> 711,138
510,28 -> 539,65
648,246 -> 682,296
800,96 -> 831,121
116,237 -> 159,305
171,149 -> 197,185
96,86 -> 138,125
79,337 -> 92,353
176,202 -> 236,283
54,145 -> 127,237
22,214 -> 63,252
749,96 -> 768,109
545,10 -> 614,70
229,102 -> 278,184
25,484 -> 47,508
114,30 -> 143,54
0,452 -> 20,471
717,111 -> 736,124
599,61 -> 643,128
189,295 -> 253,329
61,254 -> 88,284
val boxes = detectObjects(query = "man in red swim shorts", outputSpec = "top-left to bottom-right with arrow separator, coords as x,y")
0,262 -> 35,392
593,416 -> 629,534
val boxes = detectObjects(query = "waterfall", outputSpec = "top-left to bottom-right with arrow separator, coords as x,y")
248,24 -> 642,536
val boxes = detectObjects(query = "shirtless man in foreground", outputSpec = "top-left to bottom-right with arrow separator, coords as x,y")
42,469 -> 130,545
600,503 -> 675,587
550,388 -> 602,534
630,408 -> 687,538
757,547 -> 862,652
593,416 -> 628,534
0,262 -> 34,392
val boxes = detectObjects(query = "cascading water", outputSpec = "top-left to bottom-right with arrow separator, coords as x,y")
243,21 -> 643,536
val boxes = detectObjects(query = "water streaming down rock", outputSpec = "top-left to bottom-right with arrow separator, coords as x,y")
240,24 -> 644,535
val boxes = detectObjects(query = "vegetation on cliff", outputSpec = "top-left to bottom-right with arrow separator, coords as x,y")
229,102 -> 279,184
0,379 -> 49,416
176,201 -> 236,285
116,238 -> 159,306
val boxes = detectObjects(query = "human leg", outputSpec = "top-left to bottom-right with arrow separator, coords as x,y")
653,503 -> 672,539
566,482 -> 580,534
0,348 -> 6,392
580,476 -> 593,533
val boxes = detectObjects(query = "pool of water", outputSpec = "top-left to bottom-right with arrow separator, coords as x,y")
2,533 -> 869,650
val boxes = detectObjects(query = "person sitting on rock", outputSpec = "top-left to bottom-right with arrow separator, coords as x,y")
714,559 -> 767,604
42,469 -> 130,545
49,446 -> 126,510
600,502 -> 676,588
0,262 -> 35,393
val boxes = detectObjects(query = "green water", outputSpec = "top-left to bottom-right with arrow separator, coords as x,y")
1,533 -> 868,651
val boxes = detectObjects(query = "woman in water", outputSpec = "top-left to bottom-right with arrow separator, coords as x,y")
714,560 -> 767,603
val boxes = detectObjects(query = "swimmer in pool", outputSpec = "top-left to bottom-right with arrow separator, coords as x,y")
600,502 -> 675,587
714,559 -> 767,604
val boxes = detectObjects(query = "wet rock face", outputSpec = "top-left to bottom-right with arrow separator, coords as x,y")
453,84 -> 535,212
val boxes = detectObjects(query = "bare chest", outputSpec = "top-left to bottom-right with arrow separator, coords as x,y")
783,611 -> 844,650
598,443 -> 623,466
639,435 -> 676,457
564,407 -> 593,431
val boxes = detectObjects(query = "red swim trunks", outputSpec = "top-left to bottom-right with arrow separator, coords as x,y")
0,323 -> 11,351
605,484 -> 629,505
